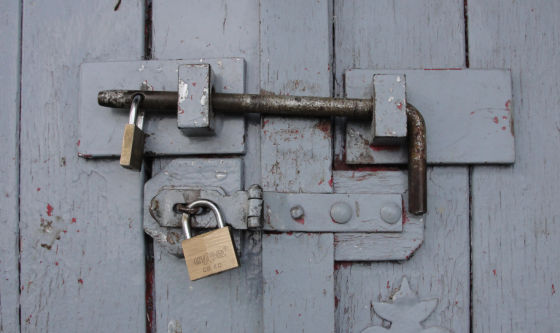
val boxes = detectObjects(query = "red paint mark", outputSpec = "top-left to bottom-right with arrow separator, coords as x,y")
177,106 -> 184,114
334,296 -> 339,308
294,217 -> 305,225
46,204 -> 54,216
192,82 -> 196,87
78,153 -> 93,158
25,314 -> 32,324
502,126 -> 507,131
76,230 -> 80,233
493,116 -> 499,124
505,99 -> 511,111
423,68 -> 463,71
71,218 -> 77,224
328,177 -> 334,187
36,187 -> 41,192
334,262 -> 352,270
386,281 -> 390,289
369,144 -> 400,152
223,85 -> 227,90
402,198 -> 409,224
262,119 -> 270,128
275,269 -> 280,275
492,269 -> 497,276
77,278 -> 84,285
21,285 -> 24,291
502,116 -> 508,120
62,230 -> 67,234
327,65 -> 331,71
76,140 -> 80,147
286,231 -> 293,236
552,284 -> 556,295
55,262 -> 59,266
298,313 -> 302,317
304,67 -> 308,71
315,120 -> 331,135
396,102 -> 403,110
318,179 -> 324,185
470,111 -> 476,115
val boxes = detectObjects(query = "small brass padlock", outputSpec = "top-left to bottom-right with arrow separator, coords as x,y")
181,200 -> 239,281
120,94 -> 144,170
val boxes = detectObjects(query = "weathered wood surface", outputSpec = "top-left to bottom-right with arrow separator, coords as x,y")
335,168 -> 469,333
0,1 -> 21,332
334,1 -> 469,332
260,0 -> 333,193
469,1 -> 560,331
19,1 -> 146,332
151,1 -> 262,331
260,1 -> 336,331
263,233 -> 335,333
150,159 -> 262,332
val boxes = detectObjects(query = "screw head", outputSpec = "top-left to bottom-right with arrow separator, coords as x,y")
380,202 -> 401,224
290,205 -> 304,220
330,202 -> 353,224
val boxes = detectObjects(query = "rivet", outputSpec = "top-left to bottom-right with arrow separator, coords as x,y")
380,202 -> 401,224
290,205 -> 304,220
330,202 -> 353,224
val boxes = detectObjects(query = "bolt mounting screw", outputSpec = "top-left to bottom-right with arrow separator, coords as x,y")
290,205 -> 304,220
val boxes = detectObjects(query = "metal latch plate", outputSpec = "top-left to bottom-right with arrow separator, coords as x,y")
345,69 -> 514,164
78,58 -> 246,157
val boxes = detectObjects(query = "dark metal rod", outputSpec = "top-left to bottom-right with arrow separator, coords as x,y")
98,90 -> 372,119
406,104 -> 427,215
98,89 -> 427,215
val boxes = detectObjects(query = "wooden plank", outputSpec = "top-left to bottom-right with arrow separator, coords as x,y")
334,1 -> 469,331
0,1 -> 20,331
469,1 -> 560,331
260,0 -> 333,193
263,233 -> 334,333
19,1 -> 145,331
149,158 -> 262,332
335,168 -> 469,333
151,1 -> 262,331
260,1 -> 335,331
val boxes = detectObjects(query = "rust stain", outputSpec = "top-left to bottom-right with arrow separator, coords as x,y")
492,269 -> 497,276
315,120 -> 331,136
77,278 -> 84,285
553,284 -> 556,295
423,68 -> 463,70
334,296 -> 339,308
369,144 -> 400,152
71,218 -> 77,224
294,217 -> 305,225
493,116 -> 499,124
505,99 -> 511,112
334,262 -> 352,270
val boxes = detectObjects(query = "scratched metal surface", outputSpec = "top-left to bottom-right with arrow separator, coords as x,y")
0,1 -> 21,331
18,1 -> 147,332
469,1 -> 560,331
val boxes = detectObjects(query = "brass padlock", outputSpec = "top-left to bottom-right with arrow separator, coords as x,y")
181,200 -> 239,280
120,94 -> 144,170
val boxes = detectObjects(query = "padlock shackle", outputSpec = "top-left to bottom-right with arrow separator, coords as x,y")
181,200 -> 226,240
128,94 -> 143,126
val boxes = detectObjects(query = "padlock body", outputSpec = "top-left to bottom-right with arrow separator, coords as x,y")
120,124 -> 144,171
182,226 -> 238,281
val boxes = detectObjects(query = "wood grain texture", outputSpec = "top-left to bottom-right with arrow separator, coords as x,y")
260,0 -> 333,193
263,233 -> 335,333
469,1 -> 560,331
0,1 -> 21,331
150,159 -> 262,333
19,1 -> 145,331
335,168 -> 469,333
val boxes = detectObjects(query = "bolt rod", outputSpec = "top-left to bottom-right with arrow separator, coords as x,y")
97,89 -> 426,215
98,90 -> 372,119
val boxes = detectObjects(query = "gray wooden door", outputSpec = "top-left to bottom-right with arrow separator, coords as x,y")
2,1 -> 559,332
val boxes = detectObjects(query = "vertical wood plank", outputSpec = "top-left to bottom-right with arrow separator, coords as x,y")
0,1 -> 21,331
19,1 -> 145,331
469,1 -> 560,331
334,1 -> 469,332
260,0 -> 333,193
263,233 -> 334,333
151,1 -> 262,331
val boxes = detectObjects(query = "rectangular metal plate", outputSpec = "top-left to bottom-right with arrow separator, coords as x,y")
263,192 -> 402,232
345,69 -> 514,164
78,58 -> 245,157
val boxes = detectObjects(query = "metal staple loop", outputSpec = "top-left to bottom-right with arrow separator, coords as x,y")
175,203 -> 203,216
